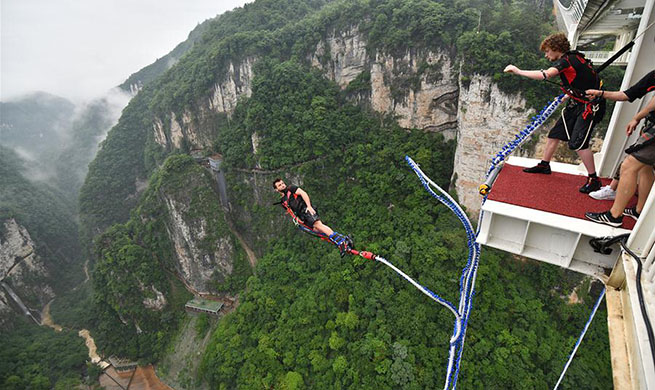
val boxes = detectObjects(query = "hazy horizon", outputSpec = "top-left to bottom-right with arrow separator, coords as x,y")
1,0 -> 252,104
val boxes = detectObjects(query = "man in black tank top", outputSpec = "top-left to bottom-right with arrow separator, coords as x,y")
504,32 -> 606,194
273,178 -> 353,256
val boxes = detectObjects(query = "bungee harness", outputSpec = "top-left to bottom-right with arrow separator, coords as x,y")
275,189 -> 353,256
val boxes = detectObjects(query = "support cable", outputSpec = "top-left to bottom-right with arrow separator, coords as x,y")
553,287 -> 606,390
374,255 -> 462,340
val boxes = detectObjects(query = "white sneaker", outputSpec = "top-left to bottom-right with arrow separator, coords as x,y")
589,185 -> 616,200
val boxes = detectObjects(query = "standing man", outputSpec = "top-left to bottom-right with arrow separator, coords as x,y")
273,178 -> 353,256
504,32 -> 606,193
585,70 -> 655,226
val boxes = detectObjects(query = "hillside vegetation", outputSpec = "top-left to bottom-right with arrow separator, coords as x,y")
75,0 -> 614,389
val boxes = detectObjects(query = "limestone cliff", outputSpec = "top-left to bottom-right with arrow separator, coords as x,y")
453,75 -> 535,215
151,27 -> 462,155
310,26 -> 458,137
161,191 -> 235,294
0,219 -> 54,325
152,57 -> 257,152
0,289 -> 11,324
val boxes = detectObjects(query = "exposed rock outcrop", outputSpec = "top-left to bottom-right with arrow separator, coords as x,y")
142,286 -> 167,310
0,289 -> 12,325
162,187 -> 235,295
310,26 -> 459,137
0,219 -> 54,325
209,57 -> 256,114
152,57 -> 257,152
453,75 -> 535,215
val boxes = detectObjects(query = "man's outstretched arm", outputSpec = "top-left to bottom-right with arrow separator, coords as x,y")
585,89 -> 629,101
503,65 -> 559,80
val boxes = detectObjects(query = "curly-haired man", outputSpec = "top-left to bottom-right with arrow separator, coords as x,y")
504,32 -> 606,193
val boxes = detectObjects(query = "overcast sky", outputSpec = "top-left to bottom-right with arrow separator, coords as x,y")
1,0 -> 252,103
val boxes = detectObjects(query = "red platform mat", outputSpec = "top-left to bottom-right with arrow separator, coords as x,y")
487,164 -> 637,230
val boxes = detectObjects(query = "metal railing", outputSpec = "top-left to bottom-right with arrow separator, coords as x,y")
558,0 -> 589,26
584,50 -> 631,66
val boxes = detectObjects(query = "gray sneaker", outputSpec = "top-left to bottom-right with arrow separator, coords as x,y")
589,185 -> 616,200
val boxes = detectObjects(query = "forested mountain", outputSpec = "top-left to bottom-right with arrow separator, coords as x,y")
0,89 -> 128,324
0,84 -> 127,389
1,0 -> 618,388
0,146 -> 83,309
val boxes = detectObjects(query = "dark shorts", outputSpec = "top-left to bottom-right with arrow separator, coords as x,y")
298,209 -> 320,229
549,100 -> 606,150
629,138 -> 655,166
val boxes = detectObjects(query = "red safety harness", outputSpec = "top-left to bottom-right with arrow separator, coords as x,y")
558,53 -> 601,120
280,190 -> 332,243
276,190 -> 376,259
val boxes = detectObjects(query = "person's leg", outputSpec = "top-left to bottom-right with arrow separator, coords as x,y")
542,138 -> 560,162
609,156 -> 646,218
524,138 -> 559,173
578,148 -> 602,193
312,220 -> 334,236
610,178 -> 619,191
577,148 -> 596,175
636,165 -> 654,214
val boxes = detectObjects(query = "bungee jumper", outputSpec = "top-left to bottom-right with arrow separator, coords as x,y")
273,178 -> 355,257
503,32 -> 606,194
272,166 -> 478,390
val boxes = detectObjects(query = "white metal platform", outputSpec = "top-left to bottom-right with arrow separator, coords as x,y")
477,157 -> 632,278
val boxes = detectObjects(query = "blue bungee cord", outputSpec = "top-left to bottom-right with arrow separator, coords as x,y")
402,94 -> 568,389
486,94 -> 564,178
405,156 -> 480,390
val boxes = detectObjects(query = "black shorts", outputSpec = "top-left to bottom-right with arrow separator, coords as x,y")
548,100 -> 606,150
629,138 -> 655,166
298,209 -> 320,229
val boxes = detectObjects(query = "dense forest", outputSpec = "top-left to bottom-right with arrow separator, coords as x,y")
0,147 -> 89,388
197,58 -> 611,389
1,0 -> 621,388
0,146 -> 83,294
0,317 -> 89,390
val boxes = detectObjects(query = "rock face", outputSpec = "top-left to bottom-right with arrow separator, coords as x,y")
166,198 -> 234,293
453,76 -> 535,216
209,57 -> 257,114
0,219 -> 54,325
152,161 -> 238,296
151,57 -> 257,152
310,27 -> 369,89
310,26 -> 459,137
142,285 -> 167,310
0,289 -> 12,325
152,28 -> 463,156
